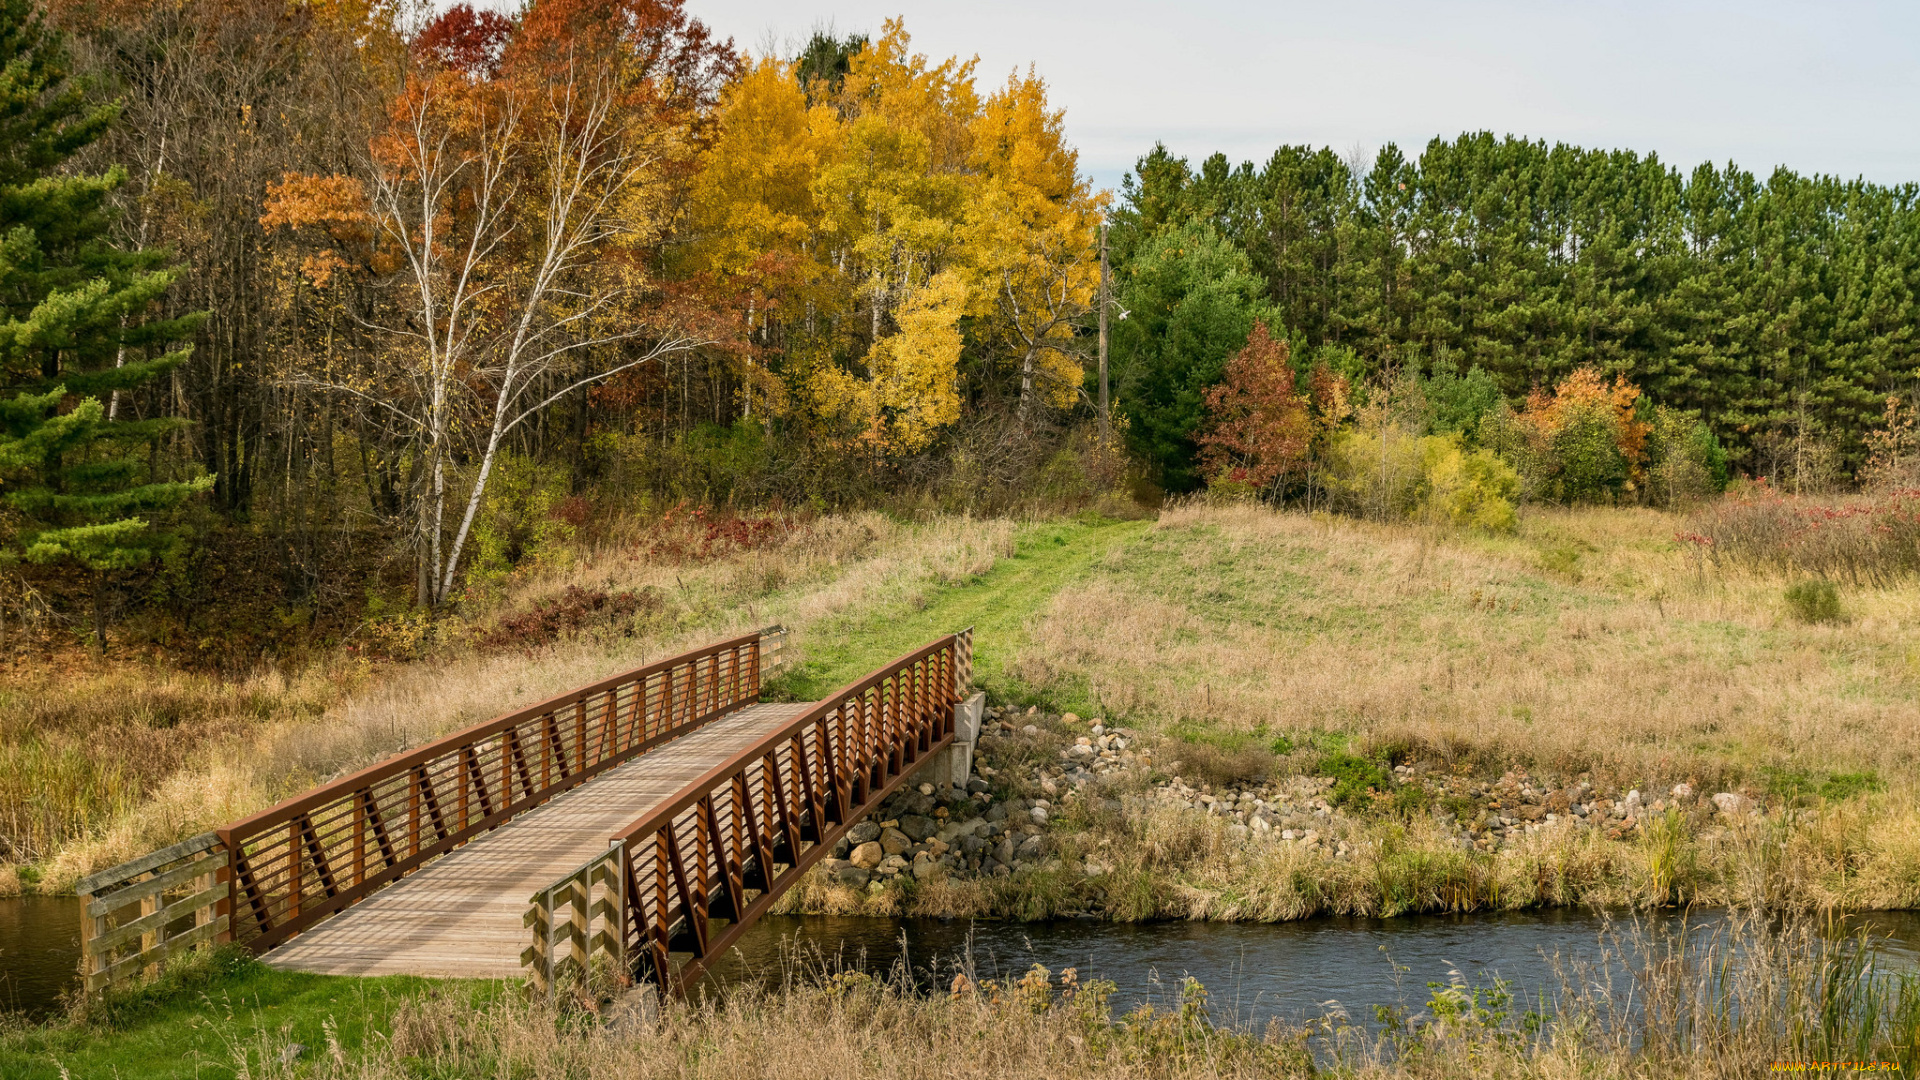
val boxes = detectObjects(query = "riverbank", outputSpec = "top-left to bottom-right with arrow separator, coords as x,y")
770,699 -> 1920,925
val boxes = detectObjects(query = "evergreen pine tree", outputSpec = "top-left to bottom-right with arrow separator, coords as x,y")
1113,220 -> 1283,491
0,0 -> 207,648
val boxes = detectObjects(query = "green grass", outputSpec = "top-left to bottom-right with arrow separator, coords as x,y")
0,949 -> 495,1079
771,516 -> 1151,703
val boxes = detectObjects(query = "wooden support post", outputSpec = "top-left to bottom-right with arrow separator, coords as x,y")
601,844 -> 627,977
214,843 -> 232,945
568,871 -> 588,983
80,889 -> 102,988
139,875 -> 160,981
523,889 -> 553,1000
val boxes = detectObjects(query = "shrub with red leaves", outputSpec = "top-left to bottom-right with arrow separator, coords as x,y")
550,495 -> 591,529
641,506 -> 804,563
480,585 -> 660,651
1689,481 -> 1920,586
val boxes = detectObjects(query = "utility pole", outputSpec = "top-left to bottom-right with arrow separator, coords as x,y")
1098,220 -> 1110,443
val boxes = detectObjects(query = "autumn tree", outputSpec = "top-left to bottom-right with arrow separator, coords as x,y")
1483,367 -> 1649,504
680,56 -> 832,423
1196,322 -> 1308,496
799,22 -> 975,454
964,68 -> 1102,419
267,0 -> 730,607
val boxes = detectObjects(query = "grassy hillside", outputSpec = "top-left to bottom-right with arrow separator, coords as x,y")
1017,503 -> 1919,787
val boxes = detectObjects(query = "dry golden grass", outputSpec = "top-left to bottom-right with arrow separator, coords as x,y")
1014,502 -> 1920,787
942,502 -> 1920,920
6,513 -> 1013,892
15,499 -> 1920,919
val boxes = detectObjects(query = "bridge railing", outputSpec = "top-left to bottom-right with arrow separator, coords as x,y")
216,629 -> 777,954
75,832 -> 229,993
522,628 -> 972,997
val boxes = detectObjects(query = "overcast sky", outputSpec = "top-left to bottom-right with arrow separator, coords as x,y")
664,0 -> 1920,195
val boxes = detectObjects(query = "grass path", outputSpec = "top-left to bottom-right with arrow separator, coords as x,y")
776,516 -> 1151,701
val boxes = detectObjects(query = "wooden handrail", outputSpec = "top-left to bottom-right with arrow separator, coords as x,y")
217,630 -> 773,953
76,831 -> 220,897
610,634 -> 959,851
77,835 -> 227,993
220,632 -> 762,836
519,629 -> 971,997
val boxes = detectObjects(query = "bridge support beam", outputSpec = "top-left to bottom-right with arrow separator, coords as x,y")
915,692 -> 985,790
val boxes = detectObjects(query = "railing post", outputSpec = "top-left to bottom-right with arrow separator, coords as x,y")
456,752 -> 471,833
214,837 -> 233,945
287,818 -> 302,922
352,791 -> 368,891
607,842 -> 627,977
574,699 -> 587,777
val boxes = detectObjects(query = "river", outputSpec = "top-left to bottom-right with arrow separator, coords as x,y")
6,896 -> 1917,1029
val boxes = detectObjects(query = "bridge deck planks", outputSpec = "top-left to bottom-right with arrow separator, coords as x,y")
262,701 -> 811,979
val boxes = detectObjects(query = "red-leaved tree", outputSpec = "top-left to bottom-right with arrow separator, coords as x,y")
1197,321 -> 1310,496
413,4 -> 515,78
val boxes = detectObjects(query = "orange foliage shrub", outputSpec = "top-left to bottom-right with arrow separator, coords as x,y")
1492,367 -> 1650,503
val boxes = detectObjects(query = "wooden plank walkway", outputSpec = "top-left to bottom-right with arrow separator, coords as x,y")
263,701 -> 810,979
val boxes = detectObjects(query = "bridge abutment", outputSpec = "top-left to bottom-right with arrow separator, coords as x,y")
918,691 -> 985,790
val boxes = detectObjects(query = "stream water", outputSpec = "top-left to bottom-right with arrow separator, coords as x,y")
0,896 -> 81,1021
6,895 -> 1918,1029
705,909 -> 1920,1032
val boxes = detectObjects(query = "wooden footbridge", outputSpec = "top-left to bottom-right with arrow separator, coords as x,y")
75,627 -> 976,996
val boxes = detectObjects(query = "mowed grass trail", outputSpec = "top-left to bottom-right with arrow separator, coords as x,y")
776,516 -> 1151,702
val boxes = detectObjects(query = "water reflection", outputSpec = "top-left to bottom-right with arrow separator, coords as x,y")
0,895 -> 81,1021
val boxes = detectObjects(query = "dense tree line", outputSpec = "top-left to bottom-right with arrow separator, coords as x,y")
0,0 -> 1109,655
1108,136 -> 1920,490
3,0 -> 1915,656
